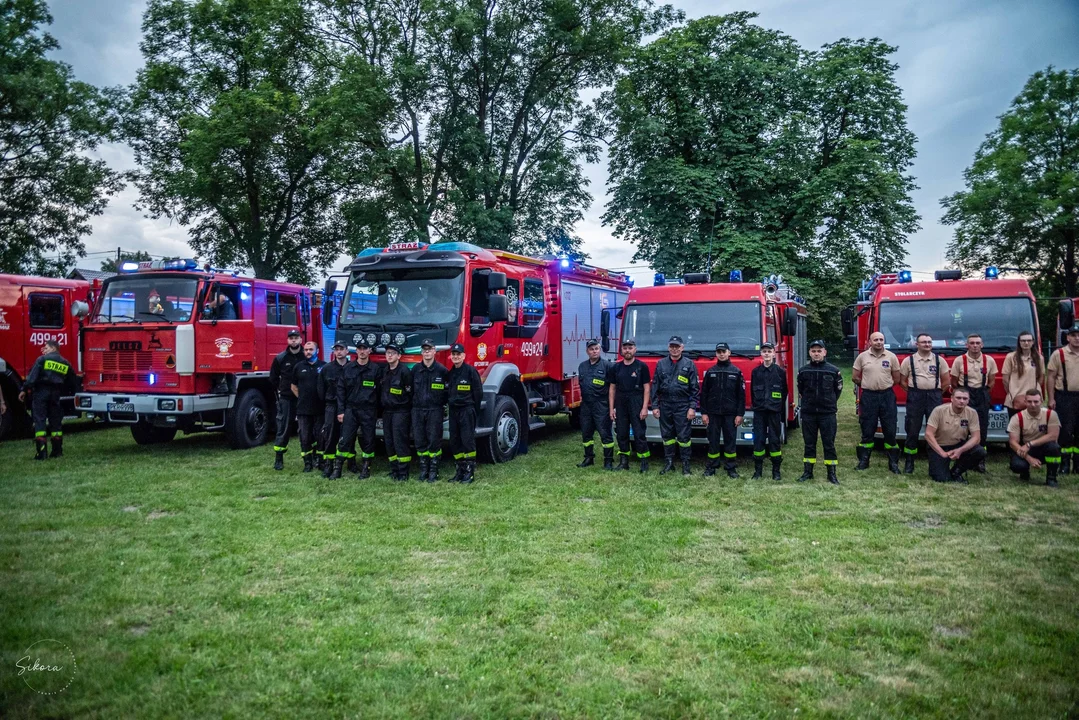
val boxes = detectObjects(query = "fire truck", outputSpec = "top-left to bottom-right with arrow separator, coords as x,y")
75,259 -> 324,447
607,271 -> 808,446
0,274 -> 93,439
324,241 -> 631,463
842,268 -> 1040,442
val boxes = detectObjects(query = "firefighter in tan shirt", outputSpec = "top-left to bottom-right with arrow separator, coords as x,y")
949,333 -> 998,473
1001,330 -> 1044,416
924,387 -> 986,483
899,333 -> 950,475
852,332 -> 901,473
1046,324 -> 1079,475
1007,388 -> 1061,486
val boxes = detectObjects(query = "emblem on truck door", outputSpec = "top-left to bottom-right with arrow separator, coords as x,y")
215,338 -> 234,358
477,343 -> 488,361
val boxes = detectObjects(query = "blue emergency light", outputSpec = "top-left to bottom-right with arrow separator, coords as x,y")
654,273 -> 665,286
898,269 -> 912,283
729,269 -> 742,283
149,373 -> 157,386
560,257 -> 570,269
120,261 -> 140,272
985,266 -> 999,279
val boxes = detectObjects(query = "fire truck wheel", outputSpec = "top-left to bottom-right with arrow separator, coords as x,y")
483,394 -> 521,464
226,388 -> 269,449
130,420 -> 177,445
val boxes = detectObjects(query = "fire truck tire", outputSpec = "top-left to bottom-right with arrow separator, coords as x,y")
482,394 -> 520,464
130,420 -> 177,445
226,389 -> 270,449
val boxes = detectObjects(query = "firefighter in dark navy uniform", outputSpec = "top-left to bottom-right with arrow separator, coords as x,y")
380,343 -> 413,481
19,339 -> 73,460
290,341 -> 325,473
652,335 -> 700,475
577,338 -> 616,470
797,339 -> 843,484
334,339 -> 383,479
446,343 -> 483,483
269,329 -> 305,470
701,342 -> 745,478
411,339 -> 449,482
751,342 -> 787,480
609,339 -> 651,472
318,341 -> 351,477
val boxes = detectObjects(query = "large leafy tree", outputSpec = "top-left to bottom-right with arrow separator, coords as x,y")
0,0 -> 123,276
942,67 -> 1079,298
125,0 -> 392,283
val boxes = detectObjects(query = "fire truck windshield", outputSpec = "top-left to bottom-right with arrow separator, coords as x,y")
878,297 -> 1036,352
340,270 -> 464,327
623,302 -> 762,354
94,276 -> 199,323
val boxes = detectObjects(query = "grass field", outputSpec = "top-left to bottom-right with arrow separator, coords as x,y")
3,373 -> 1079,718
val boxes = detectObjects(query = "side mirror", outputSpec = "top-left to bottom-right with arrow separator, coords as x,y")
488,293 -> 509,323
783,307 -> 798,337
322,299 -> 334,326
71,301 -> 90,319
600,309 -> 612,353
488,272 -> 507,292
844,335 -> 857,350
1059,299 -> 1074,331
616,308 -> 624,320
324,278 -> 338,296
841,307 -> 854,337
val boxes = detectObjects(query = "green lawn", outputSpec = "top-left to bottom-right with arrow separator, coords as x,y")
3,380 -> 1078,718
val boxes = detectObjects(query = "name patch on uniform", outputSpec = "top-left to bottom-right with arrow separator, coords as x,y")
771,391 -> 782,399
43,360 -> 68,374
390,387 -> 402,395
960,420 -> 969,427
881,360 -> 890,368
457,384 -> 471,391
929,365 -> 937,374
362,380 -> 375,387
677,375 -> 689,384
431,383 -> 445,390
1039,424 -> 1048,432
592,378 -> 606,386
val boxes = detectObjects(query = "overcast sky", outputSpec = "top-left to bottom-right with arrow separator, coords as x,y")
45,0 -> 1079,286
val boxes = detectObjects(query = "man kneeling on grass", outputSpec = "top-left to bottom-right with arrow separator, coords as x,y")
1007,388 -> 1062,487
924,387 -> 986,483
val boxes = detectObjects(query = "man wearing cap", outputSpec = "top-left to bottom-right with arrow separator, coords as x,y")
652,335 -> 700,475
290,341 -> 325,473
269,329 -> 305,470
751,342 -> 786,480
609,339 -> 651,472
1008,388 -> 1061,486
797,340 -> 843,484
949,333 -> 997,473
701,342 -> 745,478
318,340 -> 351,477
380,343 -> 413,481
925,387 -> 986,483
1047,324 -> 1079,474
899,333 -> 950,474
852,332 -> 902,473
19,339 -> 74,460
334,339 -> 382,479
446,343 -> 483,483
577,339 -> 616,470
412,339 -> 449,482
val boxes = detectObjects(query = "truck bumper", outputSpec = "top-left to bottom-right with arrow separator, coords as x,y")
76,392 -> 233,424
643,409 -> 764,446
890,405 -> 1011,443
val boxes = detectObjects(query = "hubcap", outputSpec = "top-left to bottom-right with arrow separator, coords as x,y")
496,411 -> 519,456
249,406 -> 267,438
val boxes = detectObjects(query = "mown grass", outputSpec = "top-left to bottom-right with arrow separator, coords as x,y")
2,373 -> 1078,718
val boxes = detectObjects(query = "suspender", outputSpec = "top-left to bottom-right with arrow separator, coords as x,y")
962,354 -> 986,389
910,353 -> 941,390
1018,409 -> 1053,444
1060,349 -> 1068,392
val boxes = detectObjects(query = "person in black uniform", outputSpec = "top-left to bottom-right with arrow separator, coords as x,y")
652,335 -> 700,475
290,341 -> 325,473
334,340 -> 382,479
19,340 -> 73,460
701,342 -> 745,478
577,338 -> 616,470
270,329 -> 305,470
412,339 -> 449,482
751,342 -> 787,480
318,341 -> 351,477
446,343 -> 483,483
797,339 -> 843,484
380,343 -> 413,481
609,338 -> 651,472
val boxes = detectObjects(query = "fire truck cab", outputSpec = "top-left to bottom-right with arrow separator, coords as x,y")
75,259 -> 323,447
611,272 -> 808,446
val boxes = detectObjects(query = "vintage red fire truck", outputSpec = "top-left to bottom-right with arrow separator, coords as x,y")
75,259 -> 324,447
0,274 -> 93,439
843,268 -> 1040,442
607,271 -> 808,446
324,241 -> 631,462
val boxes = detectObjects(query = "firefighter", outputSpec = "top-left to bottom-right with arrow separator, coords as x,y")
852,331 -> 902,473
701,342 -> 745,478
1047,323 -> 1079,475
924,387 -> 986,483
318,341 -> 351,477
412,339 -> 449,482
270,329 -> 305,470
1008,388 -> 1061,486
19,340 -> 73,460
577,338 -> 615,470
446,343 -> 483,483
899,333 -> 950,474
334,339 -> 382,479
652,335 -> 700,475
380,343 -> 413,481
290,341 -> 324,473
797,339 -> 843,484
751,341 -> 786,481
949,333 -> 998,473
609,338 -> 651,472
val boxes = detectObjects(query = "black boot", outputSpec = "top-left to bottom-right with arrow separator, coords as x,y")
618,454 -> 630,471
827,464 -> 839,485
418,457 -> 430,482
323,455 -> 335,478
49,437 -> 63,458
428,457 -> 440,483
887,448 -> 901,475
1061,455 -> 1071,476
703,459 -> 717,477
1047,461 -> 1059,487
347,457 -> 360,474
34,440 -> 47,461
451,461 -> 464,483
975,457 -> 987,474
602,447 -> 615,471
359,459 -> 371,479
331,457 -> 344,479
390,461 -> 402,481
273,450 -> 285,471
771,456 -> 782,482
577,449 -> 595,468
726,464 -> 739,479
681,447 -> 693,476
682,459 -> 692,476
752,458 -> 764,479
316,455 -> 325,473
399,461 -> 410,482
462,461 -> 476,484
797,462 -> 814,482
302,454 -> 314,473
855,446 -> 870,471
660,452 -> 676,475
903,454 -> 915,474
639,458 -> 649,473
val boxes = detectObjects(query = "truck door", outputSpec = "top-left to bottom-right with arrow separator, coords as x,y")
467,269 -> 504,372
26,290 -> 69,353
265,290 -> 299,365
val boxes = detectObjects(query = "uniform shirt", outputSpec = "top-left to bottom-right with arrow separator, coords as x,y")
950,353 -> 998,390
1002,351 -> 1045,406
318,358 -> 350,407
797,360 -> 843,414
652,355 -> 699,407
380,363 -> 413,412
1047,346 -> 1079,392
900,352 -> 948,390
446,363 -> 483,410
23,351 -> 73,389
610,359 -> 650,402
412,360 -> 449,409
578,357 -> 613,403
1007,407 -> 1060,444
853,348 -> 899,391
701,359 -> 745,416
270,347 -> 305,395
751,362 -> 787,413
337,360 -> 383,409
927,403 -> 979,446
291,359 -> 325,415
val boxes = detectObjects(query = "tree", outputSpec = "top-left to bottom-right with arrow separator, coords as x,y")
317,0 -> 678,257
0,0 -> 123,276
942,67 -> 1079,298
124,0 -> 393,283
100,250 -> 153,273
602,13 -> 919,339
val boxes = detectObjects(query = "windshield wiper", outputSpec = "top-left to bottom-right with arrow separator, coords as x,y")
390,323 -> 440,330
137,311 -> 173,324
104,315 -> 138,323
634,350 -> 666,357
727,350 -> 754,359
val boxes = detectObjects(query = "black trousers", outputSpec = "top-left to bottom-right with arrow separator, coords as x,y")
580,398 -> 613,456
928,443 -> 987,481
383,410 -> 412,463
859,388 -> 898,450
965,386 -> 990,447
1056,390 -> 1079,457
338,406 -> 377,459
449,405 -> 477,461
801,412 -> 837,465
31,386 -> 64,439
412,406 -> 444,459
320,404 -> 341,459
753,409 -> 783,460
615,394 -> 649,458
659,402 -> 692,460
273,395 -> 297,452
706,414 -> 738,469
904,388 -> 942,455
297,413 -> 323,457
1010,442 -> 1062,475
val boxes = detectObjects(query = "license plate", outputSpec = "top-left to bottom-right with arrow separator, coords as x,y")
691,415 -> 704,426
376,418 -> 383,429
108,402 -> 134,413
988,411 -> 1008,431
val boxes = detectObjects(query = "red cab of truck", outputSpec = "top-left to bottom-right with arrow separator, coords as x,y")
75,259 -> 323,447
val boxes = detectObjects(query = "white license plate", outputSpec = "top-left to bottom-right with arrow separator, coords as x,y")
988,411 -> 1008,431
376,418 -> 383,429
108,402 -> 135,413
691,415 -> 704,426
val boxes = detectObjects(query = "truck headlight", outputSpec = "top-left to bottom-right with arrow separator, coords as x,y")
77,396 -> 92,409
157,399 -> 176,411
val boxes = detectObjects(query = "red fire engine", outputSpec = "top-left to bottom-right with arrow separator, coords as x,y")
0,274 -> 92,439
843,268 -> 1040,442
75,259 -> 324,447
607,271 -> 808,446
324,241 -> 631,463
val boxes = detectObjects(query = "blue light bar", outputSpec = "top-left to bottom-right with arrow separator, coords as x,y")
654,272 -> 665,286
729,269 -> 742,283
120,261 -> 140,272
985,266 -> 999,279
898,270 -> 912,283
160,258 -> 198,271
560,257 -> 570,269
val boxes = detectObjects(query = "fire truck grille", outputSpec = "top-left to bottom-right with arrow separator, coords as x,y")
102,351 -> 154,372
